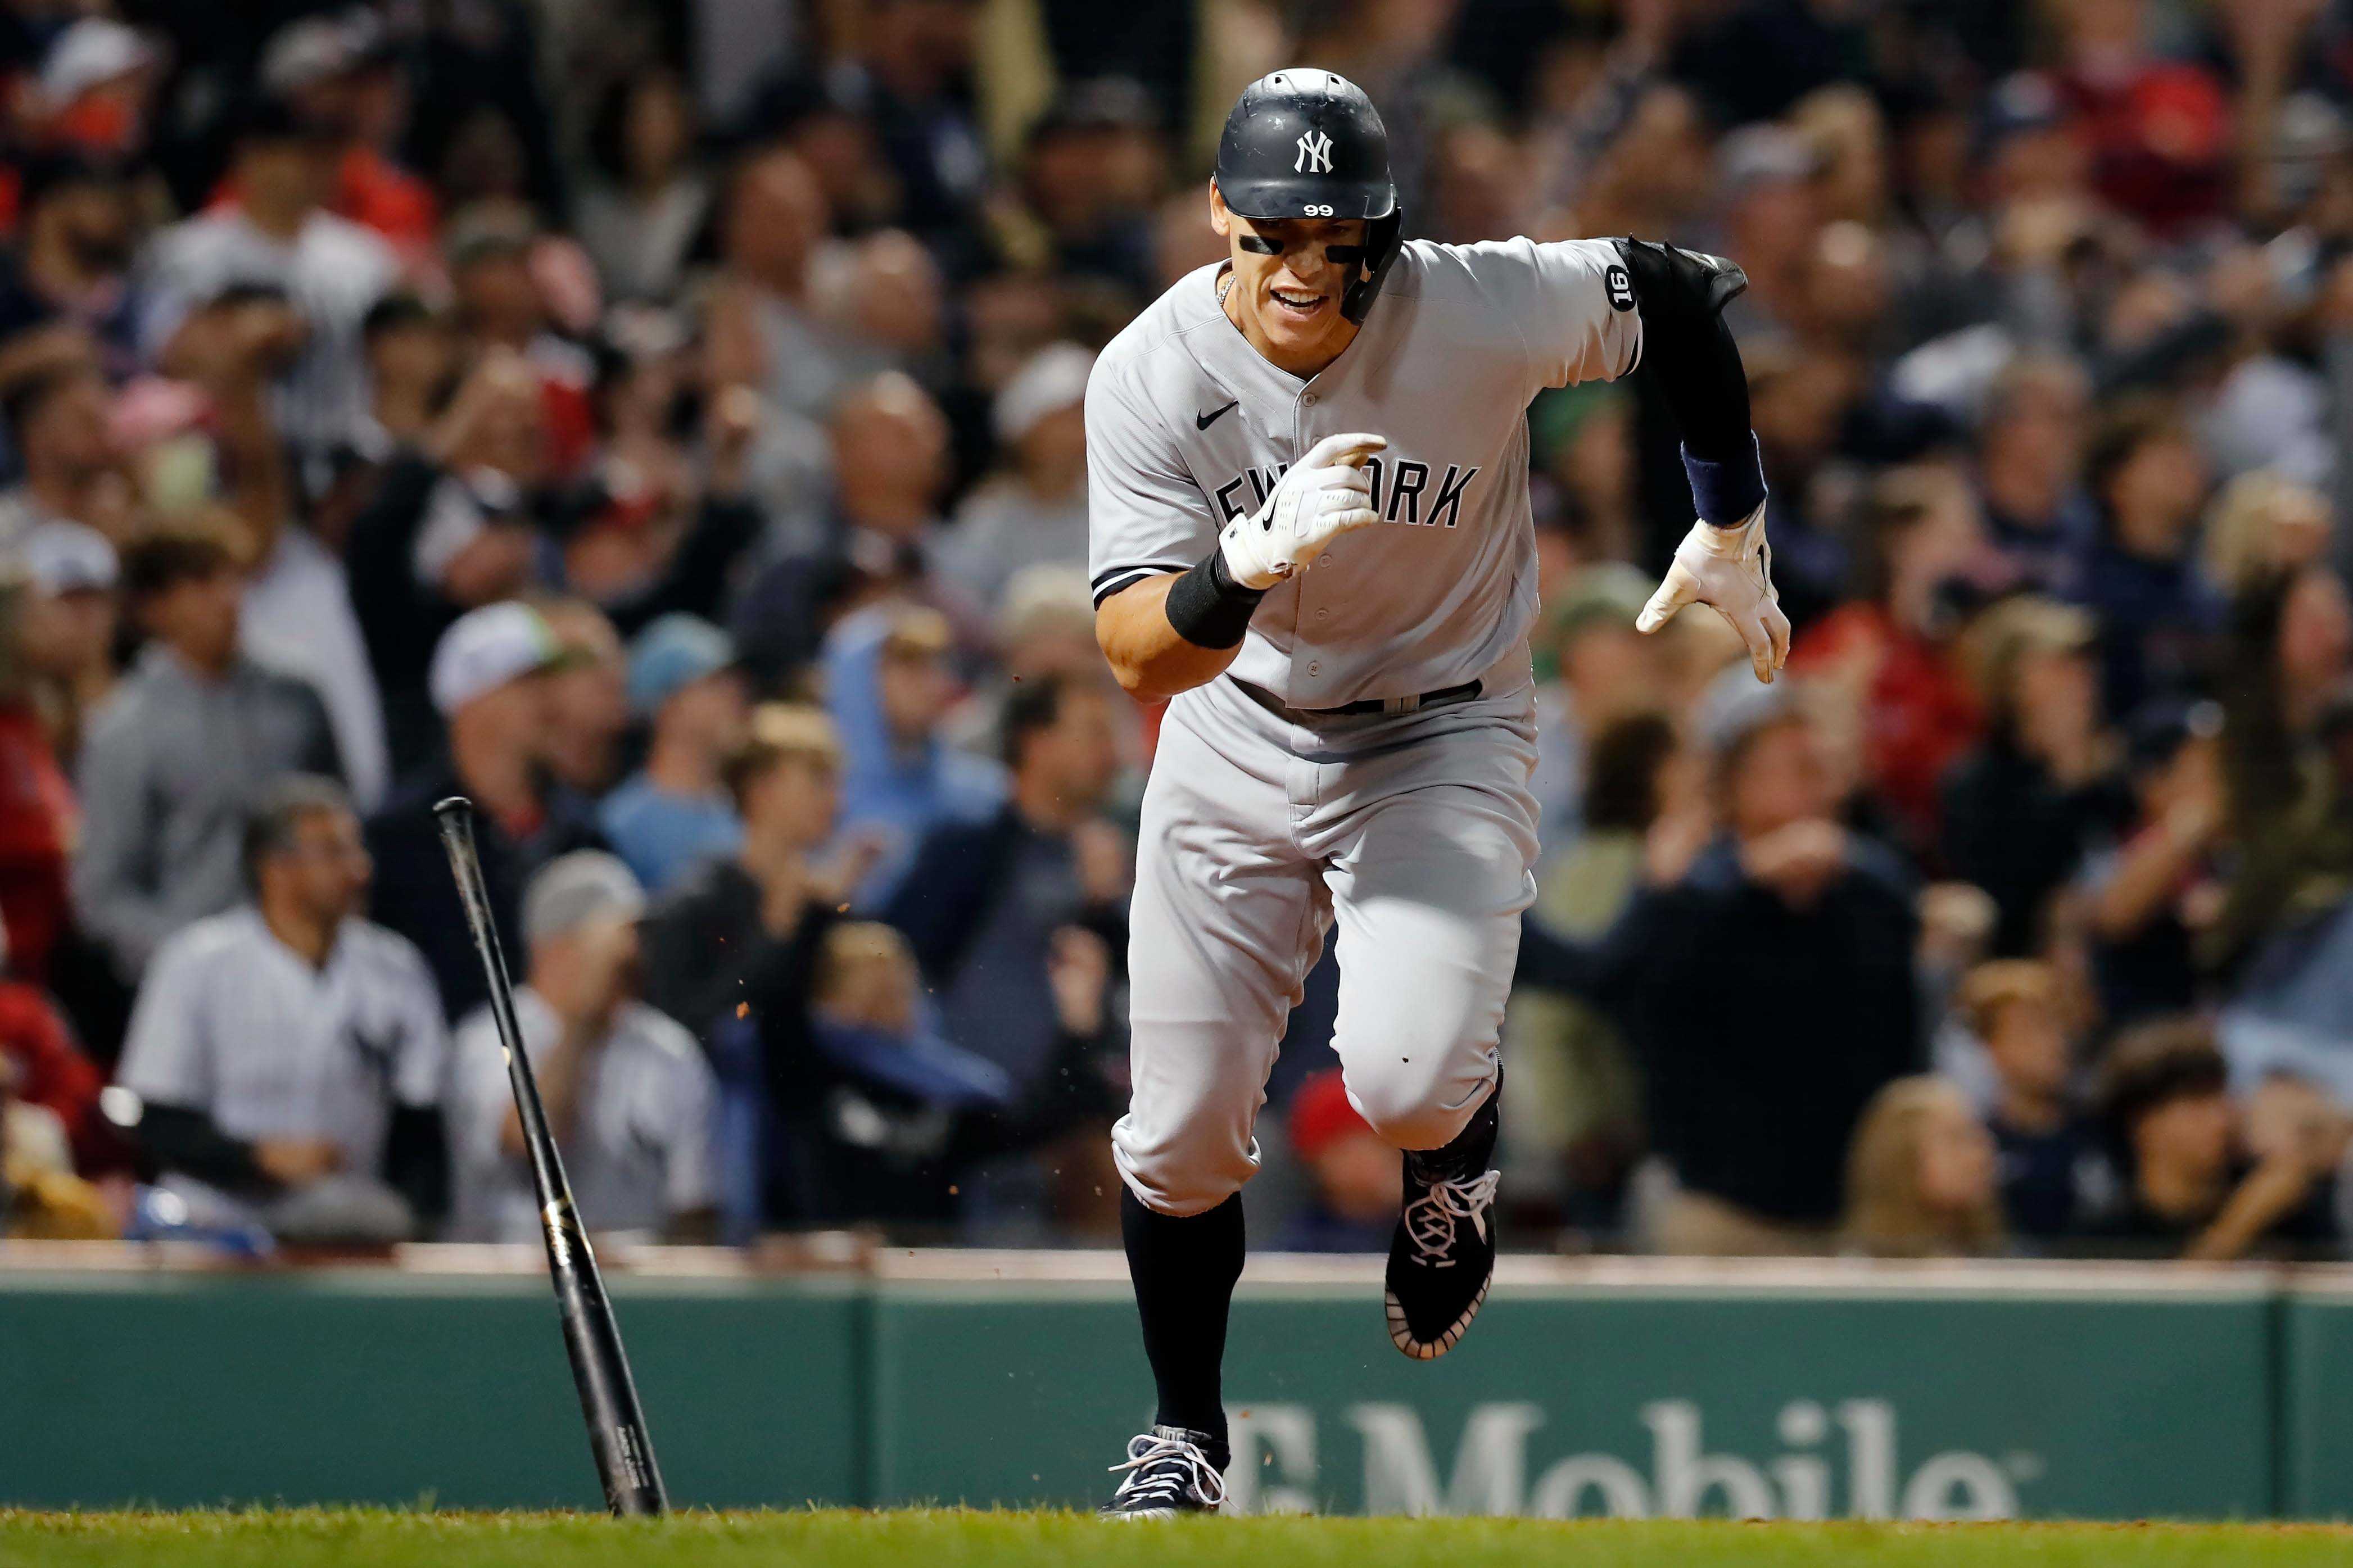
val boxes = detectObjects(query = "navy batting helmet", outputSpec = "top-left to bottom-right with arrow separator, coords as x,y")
1214,68 -> 1403,323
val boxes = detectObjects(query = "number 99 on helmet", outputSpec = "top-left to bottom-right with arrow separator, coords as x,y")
1214,69 -> 1405,325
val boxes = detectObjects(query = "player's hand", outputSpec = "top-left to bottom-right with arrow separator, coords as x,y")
1637,502 -> 1791,683
1219,432 -> 1387,590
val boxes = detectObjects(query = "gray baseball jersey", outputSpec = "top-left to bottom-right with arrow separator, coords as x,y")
1089,238 -> 1644,1215
1087,237 -> 1641,708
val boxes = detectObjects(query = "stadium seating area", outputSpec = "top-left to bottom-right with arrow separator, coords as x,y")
4,0 -> 2353,1263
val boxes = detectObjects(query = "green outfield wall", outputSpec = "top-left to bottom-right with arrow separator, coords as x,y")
1,1254 -> 2346,1519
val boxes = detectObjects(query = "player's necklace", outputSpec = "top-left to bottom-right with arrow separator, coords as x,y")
1216,269 -> 1234,307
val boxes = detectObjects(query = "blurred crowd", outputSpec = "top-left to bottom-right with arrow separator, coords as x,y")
5,0 -> 2353,1263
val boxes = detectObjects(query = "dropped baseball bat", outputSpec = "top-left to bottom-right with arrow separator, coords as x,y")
433,796 -> 669,1517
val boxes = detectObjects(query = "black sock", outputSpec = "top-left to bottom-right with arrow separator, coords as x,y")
1410,1075 -> 1501,1181
1121,1187 -> 1243,1466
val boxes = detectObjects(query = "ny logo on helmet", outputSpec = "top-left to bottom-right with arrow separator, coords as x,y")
1295,130 -> 1334,174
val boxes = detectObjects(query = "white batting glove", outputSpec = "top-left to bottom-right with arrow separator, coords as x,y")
1637,501 -> 1793,684
1219,432 -> 1387,589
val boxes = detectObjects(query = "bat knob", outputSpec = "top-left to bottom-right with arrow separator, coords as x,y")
433,796 -> 477,822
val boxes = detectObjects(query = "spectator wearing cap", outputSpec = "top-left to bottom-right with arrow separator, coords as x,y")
600,615 -> 751,894
73,523 -> 340,983
2090,1019 -> 2338,1259
0,154 -> 144,378
1277,1067 -> 1402,1253
252,10 -> 437,257
933,343 -> 1093,615
14,518 -> 118,751
365,602 -> 609,1023
1953,959 -> 2114,1242
116,775 -> 450,1244
1519,676 -> 1922,1253
449,851 -> 717,1244
2083,699 -> 2227,1026
1941,596 -> 2134,957
137,95 -> 398,460
826,602 -> 1006,907
27,16 -> 159,160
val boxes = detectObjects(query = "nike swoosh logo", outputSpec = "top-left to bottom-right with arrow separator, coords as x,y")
1196,401 -> 1239,430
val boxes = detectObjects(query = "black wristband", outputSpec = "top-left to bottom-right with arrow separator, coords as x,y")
1682,434 -> 1767,527
1162,545 -> 1267,649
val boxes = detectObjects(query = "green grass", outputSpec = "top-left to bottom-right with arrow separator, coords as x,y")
3,1511 -> 2351,1568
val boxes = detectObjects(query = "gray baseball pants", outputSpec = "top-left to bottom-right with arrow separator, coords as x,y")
1112,650 -> 1538,1217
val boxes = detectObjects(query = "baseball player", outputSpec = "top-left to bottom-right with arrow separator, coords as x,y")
1088,70 -> 1789,1517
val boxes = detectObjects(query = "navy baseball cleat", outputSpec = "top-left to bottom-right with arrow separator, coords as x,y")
1384,1079 -> 1503,1360
1100,1426 -> 1229,1519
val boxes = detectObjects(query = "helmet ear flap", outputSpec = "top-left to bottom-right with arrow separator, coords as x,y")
1342,210 -> 1403,324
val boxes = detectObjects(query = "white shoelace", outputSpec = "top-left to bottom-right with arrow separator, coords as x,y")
1402,1167 -> 1501,1267
1108,1430 -> 1228,1510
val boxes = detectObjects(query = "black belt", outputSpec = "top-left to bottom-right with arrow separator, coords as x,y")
1314,678 -> 1482,717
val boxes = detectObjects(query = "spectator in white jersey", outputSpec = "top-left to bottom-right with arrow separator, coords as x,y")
71,520 -> 342,984
449,851 -> 717,1243
116,776 -> 450,1243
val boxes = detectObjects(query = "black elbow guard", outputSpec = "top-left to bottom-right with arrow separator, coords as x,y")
1609,237 -> 1749,327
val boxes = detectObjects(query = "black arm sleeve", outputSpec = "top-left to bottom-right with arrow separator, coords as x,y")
383,1105 -> 449,1225
1613,238 -> 1765,522
1639,298 -> 1753,464
139,1103 -> 267,1193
